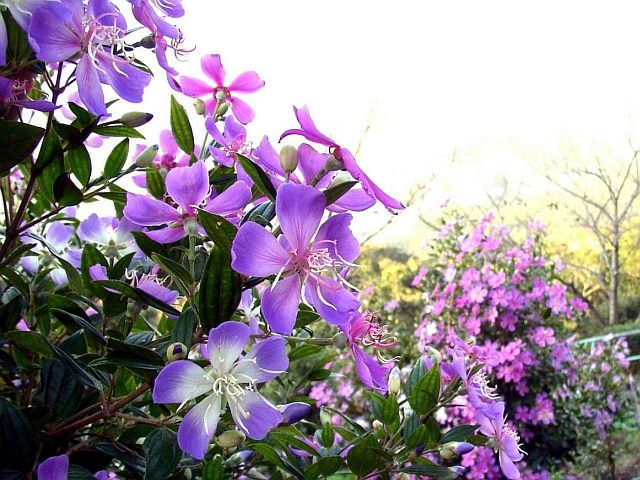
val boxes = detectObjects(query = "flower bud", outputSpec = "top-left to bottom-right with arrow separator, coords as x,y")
215,102 -> 229,117
134,144 -> 159,168
126,298 -> 143,318
183,216 -> 200,237
167,342 -> 187,362
387,366 -> 402,395
279,145 -> 298,173
120,111 -> 153,127
372,420 -> 384,430
215,429 -> 246,448
135,35 -> 156,49
332,332 -> 347,349
439,441 -> 474,460
192,98 -> 205,115
325,154 -> 344,171
424,346 -> 442,364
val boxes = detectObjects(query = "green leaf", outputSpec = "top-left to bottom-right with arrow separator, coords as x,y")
0,294 -> 25,333
93,125 -> 145,139
404,358 -> 427,399
33,359 -> 83,422
379,395 -> 400,425
5,330 -> 53,357
324,180 -> 358,206
399,464 -> 454,476
53,173 -> 83,206
67,102 -> 95,126
407,363 -> 440,415
143,429 -> 182,480
288,344 -> 323,361
0,121 -> 44,174
198,210 -> 237,252
53,119 -> 83,144
145,164 -> 165,199
49,308 -> 106,346
198,246 -> 241,330
170,95 -> 194,155
201,457 -> 224,480
305,456 -> 344,479
2,9 -> 33,63
131,231 -> 168,259
89,337 -> 164,372
236,154 -> 277,202
346,436 -> 380,476
94,279 -> 181,317
251,443 -> 287,470
151,253 -> 194,298
66,144 -> 91,186
439,424 -> 479,444
320,422 -> 334,448
0,398 -> 37,471
103,138 -> 130,179
56,254 -> 84,293
50,343 -> 105,390
68,465 -> 99,480
171,307 -> 197,350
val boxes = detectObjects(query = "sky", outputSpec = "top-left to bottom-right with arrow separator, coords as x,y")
143,0 -> 640,244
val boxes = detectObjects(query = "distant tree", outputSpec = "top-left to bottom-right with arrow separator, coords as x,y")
548,144 -> 640,325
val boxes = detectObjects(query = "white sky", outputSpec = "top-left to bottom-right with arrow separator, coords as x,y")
141,0 -> 640,243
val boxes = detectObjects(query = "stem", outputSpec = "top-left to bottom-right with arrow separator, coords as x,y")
49,382 -> 150,438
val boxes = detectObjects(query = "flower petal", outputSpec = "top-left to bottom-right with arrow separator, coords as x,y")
233,336 -> 288,383
178,394 -> 222,459
315,213 -> 359,263
179,76 -> 213,97
231,221 -> 290,277
166,160 -> 209,210
124,193 -> 180,226
206,322 -> 250,373
206,181 -> 251,216
37,454 -> 69,480
230,96 -> 255,124
152,360 -> 211,404
261,274 -> 302,335
228,390 -> 281,440
201,54 -> 225,85
276,183 -> 325,253
228,71 -> 265,93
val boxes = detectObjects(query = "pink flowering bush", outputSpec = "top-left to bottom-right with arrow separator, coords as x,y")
412,210 -> 633,478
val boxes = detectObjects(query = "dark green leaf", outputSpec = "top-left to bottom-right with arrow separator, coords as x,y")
94,443 -> 145,475
305,456 -> 344,479
198,210 -> 237,252
53,119 -> 83,144
34,130 -> 63,175
103,138 -> 130,179
50,343 -> 105,390
0,398 -> 37,471
67,102 -> 94,126
237,154 -> 277,202
68,465 -> 99,480
0,121 -> 44,174
145,164 -> 165,199
408,364 -> 440,415
439,424 -> 479,444
33,359 -> 83,422
346,436 -> 380,476
131,230 -> 168,259
66,144 -> 91,186
399,464 -> 454,476
404,358 -> 427,399
323,180 -> 358,206
53,173 -> 83,206
151,253 -> 193,298
198,245 -> 241,330
379,395 -> 400,425
3,9 -> 33,63
0,294 -> 25,333
50,308 -> 106,346
93,125 -> 145,139
320,422 -> 334,448
5,330 -> 53,357
288,344 -> 323,361
171,307 -> 197,350
56,255 -> 84,293
170,95 -> 194,154
201,457 -> 224,480
143,429 -> 182,480
94,279 -> 181,317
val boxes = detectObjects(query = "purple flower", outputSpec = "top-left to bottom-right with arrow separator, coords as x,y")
179,54 -> 264,123
279,105 -> 404,213
0,0 -> 49,66
29,0 -> 152,116
231,183 -> 361,334
152,322 -> 288,459
476,401 -> 524,479
78,213 -> 143,259
0,75 -> 57,112
124,160 -> 251,243
37,454 -> 110,480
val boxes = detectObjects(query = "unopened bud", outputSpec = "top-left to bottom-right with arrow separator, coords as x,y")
120,111 -> 153,127
167,342 -> 187,362
126,298 -> 143,318
387,366 -> 402,395
326,171 -> 353,190
215,429 -> 246,448
134,144 -> 158,168
192,98 -> 205,115
135,35 -> 156,49
372,420 -> 384,430
325,154 -> 344,171
424,346 -> 442,364
279,145 -> 298,173
183,216 -> 200,237
439,441 -> 474,460
215,102 -> 229,117
332,332 -> 348,349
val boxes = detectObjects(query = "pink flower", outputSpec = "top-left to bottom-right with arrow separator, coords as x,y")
477,401 -> 525,479
179,54 -> 264,123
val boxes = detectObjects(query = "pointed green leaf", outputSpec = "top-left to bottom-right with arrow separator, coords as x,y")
0,294 -> 25,333
33,359 -> 83,422
323,180 -> 358,206
404,357 -> 427,398
151,253 -> 194,298
94,279 -> 181,317
66,144 -> 91,186
408,363 -> 441,415
53,173 -> 83,206
103,138 -> 130,179
170,95 -> 194,155
171,307 -> 197,350
0,398 -> 37,471
143,429 -> 182,480
0,120 -> 44,174
93,125 -> 145,139
305,456 -> 344,479
145,164 -> 165,199
346,436 -> 380,476
237,154 -> 277,202
198,246 -> 241,330
50,308 -> 106,346
198,209 -> 237,252
5,330 -> 53,357
50,343 -> 105,390
439,424 -> 479,444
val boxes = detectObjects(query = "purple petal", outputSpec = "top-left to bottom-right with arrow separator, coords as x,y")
254,135 -> 284,175
124,193 -> 180,226
352,344 -> 390,393
315,213 -> 359,263
280,402 -> 312,424
152,360 -> 211,404
76,55 -> 107,116
230,96 -> 255,124
499,449 -> 522,479
205,181 -> 251,216
228,390 -> 281,440
178,394 -> 221,459
261,274 -> 302,335
78,213 -> 110,244
201,54 -> 225,85
231,221 -> 289,277
30,4 -> 79,61
100,60 -> 151,104
297,143 -> 329,183
0,16 -> 7,65
166,160 -> 209,210
305,276 -> 360,326
46,222 -> 74,249
137,280 -> 179,305
37,454 -> 69,480
143,225 -> 187,244
228,71 -> 265,93
276,183 -> 325,253
179,75 -> 213,97
233,336 -> 288,383
328,188 -> 376,213
89,264 -> 108,281
206,322 -> 250,372
279,105 -> 335,146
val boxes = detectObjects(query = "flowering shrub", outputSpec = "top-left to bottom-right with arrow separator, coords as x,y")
412,211 -> 633,478
0,2 -> 528,479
